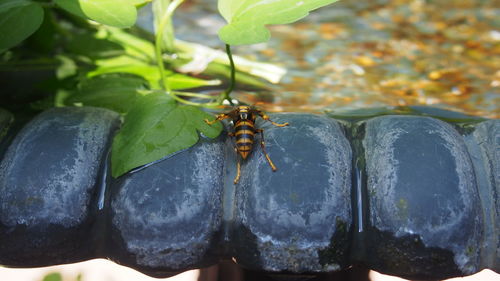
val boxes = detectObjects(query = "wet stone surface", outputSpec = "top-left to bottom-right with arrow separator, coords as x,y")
231,114 -> 352,273
110,136 -> 225,275
465,119 -> 500,271
0,107 -> 497,278
0,107 -> 120,266
362,115 -> 482,278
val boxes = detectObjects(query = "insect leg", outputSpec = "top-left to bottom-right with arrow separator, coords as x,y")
257,111 -> 289,127
234,155 -> 242,184
204,113 -> 231,125
256,129 -> 277,172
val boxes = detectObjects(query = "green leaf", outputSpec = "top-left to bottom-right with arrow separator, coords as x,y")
218,0 -> 338,45
129,0 -> 152,5
55,0 -> 139,28
65,33 -> 124,59
0,1 -> 44,50
111,93 -> 223,177
105,27 -> 155,61
0,0 -> 23,11
26,9 -> 57,53
88,55 -> 221,90
167,73 -> 221,90
66,75 -> 147,113
88,55 -> 160,85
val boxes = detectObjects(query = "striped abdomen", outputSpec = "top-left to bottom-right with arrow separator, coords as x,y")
234,119 -> 255,159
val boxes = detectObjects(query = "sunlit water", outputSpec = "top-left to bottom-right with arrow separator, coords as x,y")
171,0 -> 499,117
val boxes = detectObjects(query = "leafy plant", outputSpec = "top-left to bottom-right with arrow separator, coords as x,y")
54,0 -> 141,28
111,92 -> 222,177
0,0 -> 338,177
0,0 -> 44,50
218,0 -> 338,45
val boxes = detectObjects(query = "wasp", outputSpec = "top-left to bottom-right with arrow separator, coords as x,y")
205,105 -> 289,184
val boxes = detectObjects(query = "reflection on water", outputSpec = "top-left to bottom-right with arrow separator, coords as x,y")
174,0 -> 499,117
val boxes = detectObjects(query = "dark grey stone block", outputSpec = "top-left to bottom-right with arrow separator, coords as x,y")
230,114 -> 352,273
464,120 -> 499,272
0,107 -> 497,279
362,115 -> 482,279
109,136 -> 225,277
0,107 -> 120,266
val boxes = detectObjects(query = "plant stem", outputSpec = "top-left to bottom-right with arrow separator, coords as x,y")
173,92 -> 217,99
155,16 -> 170,92
154,0 -> 184,93
170,93 -> 220,108
154,0 -> 223,108
164,0 -> 184,52
154,39 -> 169,92
218,44 -> 235,105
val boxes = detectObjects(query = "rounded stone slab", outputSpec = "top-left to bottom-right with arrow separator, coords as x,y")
464,120 -> 499,271
0,107 -> 498,280
362,115 -> 482,279
0,107 -> 120,266
230,114 -> 352,273
109,137 -> 225,277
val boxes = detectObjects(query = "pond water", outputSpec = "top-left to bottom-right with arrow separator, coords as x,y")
150,0 -> 499,118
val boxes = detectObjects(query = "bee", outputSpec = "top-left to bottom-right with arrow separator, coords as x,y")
205,105 -> 289,184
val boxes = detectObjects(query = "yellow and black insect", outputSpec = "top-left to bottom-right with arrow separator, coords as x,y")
205,105 -> 289,184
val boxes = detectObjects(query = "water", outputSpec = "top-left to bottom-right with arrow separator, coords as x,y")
154,0 -> 499,118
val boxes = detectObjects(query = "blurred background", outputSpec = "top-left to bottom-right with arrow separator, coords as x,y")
162,0 -> 499,116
